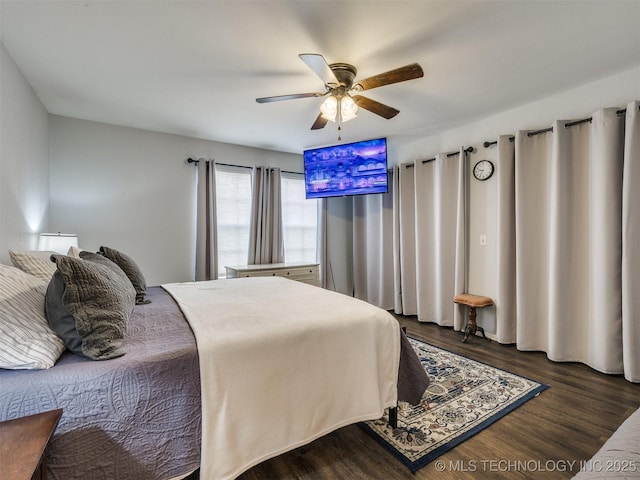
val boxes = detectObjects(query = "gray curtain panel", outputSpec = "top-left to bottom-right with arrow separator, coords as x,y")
248,166 -> 284,265
391,166 -> 403,313
453,148 -> 469,330
352,153 -> 468,328
195,159 -> 218,281
622,101 -> 640,382
495,136 -> 517,344
316,198 -> 330,289
396,163 -> 418,315
352,170 -> 395,309
413,150 -> 467,329
505,103 -> 640,381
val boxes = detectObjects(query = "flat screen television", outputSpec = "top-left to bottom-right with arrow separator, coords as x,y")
303,137 -> 388,199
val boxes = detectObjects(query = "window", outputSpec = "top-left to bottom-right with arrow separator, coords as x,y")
215,165 -> 251,277
281,173 -> 318,264
214,167 -> 318,277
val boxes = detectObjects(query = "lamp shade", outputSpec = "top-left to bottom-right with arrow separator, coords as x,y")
320,95 -> 338,122
38,233 -> 78,254
340,95 -> 358,122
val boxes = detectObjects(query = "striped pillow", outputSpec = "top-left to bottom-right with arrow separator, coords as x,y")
0,264 -> 65,369
9,250 -> 58,281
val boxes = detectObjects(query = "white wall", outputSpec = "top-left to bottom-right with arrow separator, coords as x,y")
0,42 -> 50,265
393,66 -> 640,334
49,116 -> 304,285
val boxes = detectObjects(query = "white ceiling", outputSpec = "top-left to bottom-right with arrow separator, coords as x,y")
1,0 -> 640,154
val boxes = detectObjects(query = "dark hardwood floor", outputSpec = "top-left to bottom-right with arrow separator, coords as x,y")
208,315 -> 640,480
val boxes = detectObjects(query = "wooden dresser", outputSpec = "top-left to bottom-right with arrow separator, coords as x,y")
225,262 -> 319,287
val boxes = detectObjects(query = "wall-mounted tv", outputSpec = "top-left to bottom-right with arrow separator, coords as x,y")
303,137 -> 388,199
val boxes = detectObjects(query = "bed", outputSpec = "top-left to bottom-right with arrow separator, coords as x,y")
571,407 -> 640,479
0,286 -> 202,480
1,270 -> 428,479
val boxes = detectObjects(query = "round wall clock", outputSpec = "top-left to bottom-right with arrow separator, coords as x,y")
473,160 -> 494,181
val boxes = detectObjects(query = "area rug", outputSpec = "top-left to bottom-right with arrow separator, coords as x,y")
360,337 -> 548,473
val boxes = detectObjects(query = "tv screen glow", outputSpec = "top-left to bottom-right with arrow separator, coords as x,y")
303,137 -> 388,199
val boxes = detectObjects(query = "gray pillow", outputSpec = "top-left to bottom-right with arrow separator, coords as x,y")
79,250 -> 124,275
79,251 -> 136,301
99,246 -> 149,304
45,254 -> 136,360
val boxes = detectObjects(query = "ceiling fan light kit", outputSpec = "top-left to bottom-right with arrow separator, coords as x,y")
320,93 -> 358,123
256,53 -> 423,138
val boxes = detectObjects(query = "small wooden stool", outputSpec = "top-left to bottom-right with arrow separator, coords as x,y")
453,293 -> 493,343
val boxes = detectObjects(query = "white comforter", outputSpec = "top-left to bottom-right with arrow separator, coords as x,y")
162,277 -> 400,480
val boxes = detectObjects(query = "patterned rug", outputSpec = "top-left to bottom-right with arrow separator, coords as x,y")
360,337 -> 548,473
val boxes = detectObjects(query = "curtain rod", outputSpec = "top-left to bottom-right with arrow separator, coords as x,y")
403,146 -> 474,168
483,138 -> 514,148
483,107 -> 633,148
187,158 -> 301,175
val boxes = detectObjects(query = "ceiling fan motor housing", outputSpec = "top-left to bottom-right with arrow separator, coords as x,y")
329,63 -> 357,88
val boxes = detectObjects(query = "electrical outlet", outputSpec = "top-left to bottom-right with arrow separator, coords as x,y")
480,235 -> 487,246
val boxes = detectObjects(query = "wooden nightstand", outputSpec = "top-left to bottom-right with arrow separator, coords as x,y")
0,409 -> 62,480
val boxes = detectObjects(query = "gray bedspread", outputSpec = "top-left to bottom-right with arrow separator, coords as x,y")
0,286 -> 201,480
0,285 -> 427,480
397,329 -> 430,405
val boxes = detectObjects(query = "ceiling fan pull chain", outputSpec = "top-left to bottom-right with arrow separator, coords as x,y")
337,98 -> 342,141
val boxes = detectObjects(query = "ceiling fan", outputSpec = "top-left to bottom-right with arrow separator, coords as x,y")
256,54 -> 424,132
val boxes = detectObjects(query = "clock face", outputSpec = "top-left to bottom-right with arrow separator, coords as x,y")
473,160 -> 494,181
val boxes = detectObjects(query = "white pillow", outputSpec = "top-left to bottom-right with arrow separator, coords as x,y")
0,264 -> 65,369
66,245 -> 87,258
9,250 -> 58,281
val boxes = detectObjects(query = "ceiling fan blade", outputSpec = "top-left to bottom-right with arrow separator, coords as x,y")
310,113 -> 329,130
352,95 -> 400,119
299,53 -> 339,87
256,92 -> 324,103
352,63 -> 424,91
